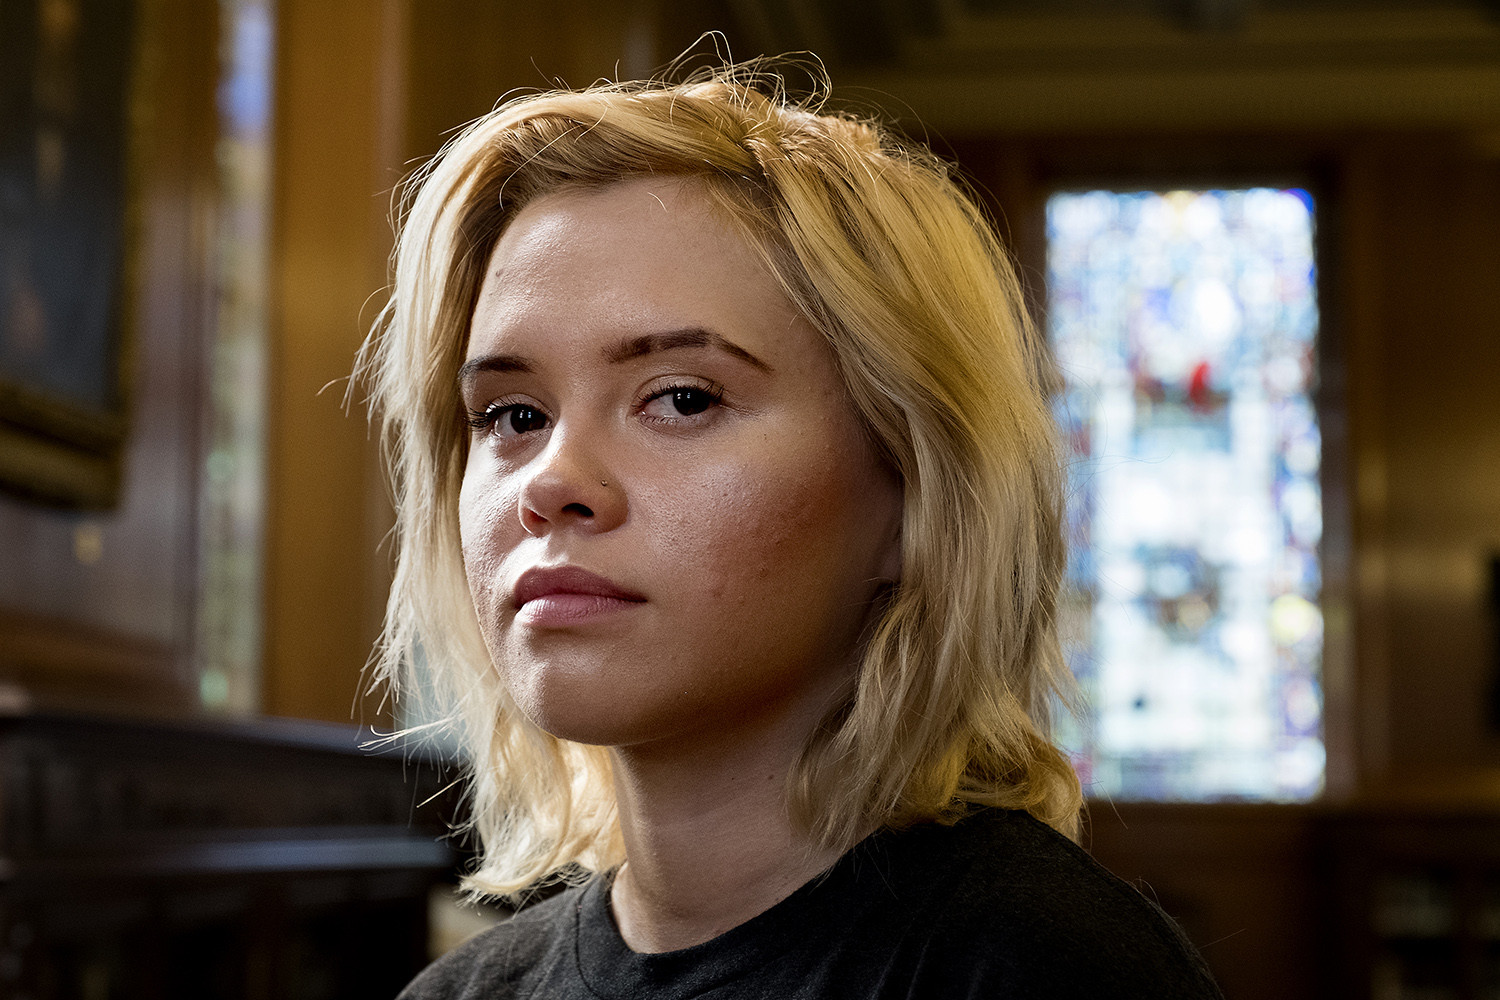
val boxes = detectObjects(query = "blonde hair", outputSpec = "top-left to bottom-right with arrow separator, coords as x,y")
360,64 -> 1082,898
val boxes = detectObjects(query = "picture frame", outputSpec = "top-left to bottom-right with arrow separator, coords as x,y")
0,0 -> 139,509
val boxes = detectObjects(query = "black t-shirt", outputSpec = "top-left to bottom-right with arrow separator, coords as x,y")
400,809 -> 1224,999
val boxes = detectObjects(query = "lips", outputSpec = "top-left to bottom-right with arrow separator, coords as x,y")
511,566 -> 646,626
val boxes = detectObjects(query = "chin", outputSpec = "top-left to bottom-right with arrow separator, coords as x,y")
517,696 -> 616,745
522,708 -> 673,749
506,673 -> 670,748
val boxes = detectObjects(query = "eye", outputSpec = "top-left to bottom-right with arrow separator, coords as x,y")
640,383 -> 724,422
467,402 -> 550,437
505,405 -> 549,434
666,388 -> 715,415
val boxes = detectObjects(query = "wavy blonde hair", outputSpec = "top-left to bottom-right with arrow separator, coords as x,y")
359,63 -> 1082,897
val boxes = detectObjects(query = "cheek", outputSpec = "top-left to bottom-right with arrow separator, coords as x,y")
654,437 -> 870,611
458,460 -> 520,620
701,480 -> 796,601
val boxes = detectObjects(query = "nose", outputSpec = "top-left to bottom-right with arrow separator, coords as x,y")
516,427 -> 625,536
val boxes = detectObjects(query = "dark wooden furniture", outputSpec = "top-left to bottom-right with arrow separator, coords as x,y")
1326,809 -> 1500,1000
0,711 -> 458,999
1088,801 -> 1500,1000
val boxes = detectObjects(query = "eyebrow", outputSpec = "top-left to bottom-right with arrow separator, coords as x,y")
458,327 -> 773,391
457,353 -> 533,389
603,328 -> 773,373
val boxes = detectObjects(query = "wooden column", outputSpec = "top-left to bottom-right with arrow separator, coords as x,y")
263,0 -> 405,723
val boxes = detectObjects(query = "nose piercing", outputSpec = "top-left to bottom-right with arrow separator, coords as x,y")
601,480 -> 609,487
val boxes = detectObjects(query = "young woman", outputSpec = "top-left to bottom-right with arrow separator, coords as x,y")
364,66 -> 1223,998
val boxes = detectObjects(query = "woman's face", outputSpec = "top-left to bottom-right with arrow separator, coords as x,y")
458,177 -> 902,750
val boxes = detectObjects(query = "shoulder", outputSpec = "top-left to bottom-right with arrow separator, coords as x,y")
396,888 -> 578,1000
889,810 -> 1224,999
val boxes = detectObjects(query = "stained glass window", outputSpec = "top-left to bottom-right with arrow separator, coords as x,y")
194,0 -> 275,712
1047,188 -> 1324,801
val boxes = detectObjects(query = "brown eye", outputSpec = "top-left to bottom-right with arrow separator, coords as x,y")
669,389 -> 714,416
508,406 -> 548,434
467,402 -> 550,437
640,382 -> 724,424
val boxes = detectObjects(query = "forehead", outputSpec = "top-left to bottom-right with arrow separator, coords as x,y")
490,177 -> 755,271
468,178 -> 782,353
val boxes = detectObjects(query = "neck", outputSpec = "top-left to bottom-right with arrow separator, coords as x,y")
606,692 -> 853,954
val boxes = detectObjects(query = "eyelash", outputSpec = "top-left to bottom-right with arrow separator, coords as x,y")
465,399 -> 540,434
639,380 -> 725,423
464,380 -> 726,436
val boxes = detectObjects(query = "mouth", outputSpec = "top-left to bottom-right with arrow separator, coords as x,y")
511,565 -> 646,627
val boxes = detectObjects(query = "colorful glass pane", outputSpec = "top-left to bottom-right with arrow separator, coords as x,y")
1047,188 -> 1323,801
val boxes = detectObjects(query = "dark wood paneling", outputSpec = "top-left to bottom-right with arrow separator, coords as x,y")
1361,143 -> 1500,774
1088,803 -> 1500,999
1086,804 -> 1328,1000
0,0 -> 218,714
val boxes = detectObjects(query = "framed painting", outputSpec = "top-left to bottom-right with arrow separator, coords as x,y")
0,0 -> 138,509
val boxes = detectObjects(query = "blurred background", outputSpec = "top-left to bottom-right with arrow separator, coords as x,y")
2,0 -> 1499,996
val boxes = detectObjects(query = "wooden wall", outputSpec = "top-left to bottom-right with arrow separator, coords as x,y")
1,5 -> 1498,996
0,0 -> 217,713
0,0 -> 741,722
2,0 -> 1495,796
1346,140 -> 1500,782
260,0 -> 405,725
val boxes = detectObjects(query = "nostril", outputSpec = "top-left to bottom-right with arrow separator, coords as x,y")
562,502 -> 594,517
